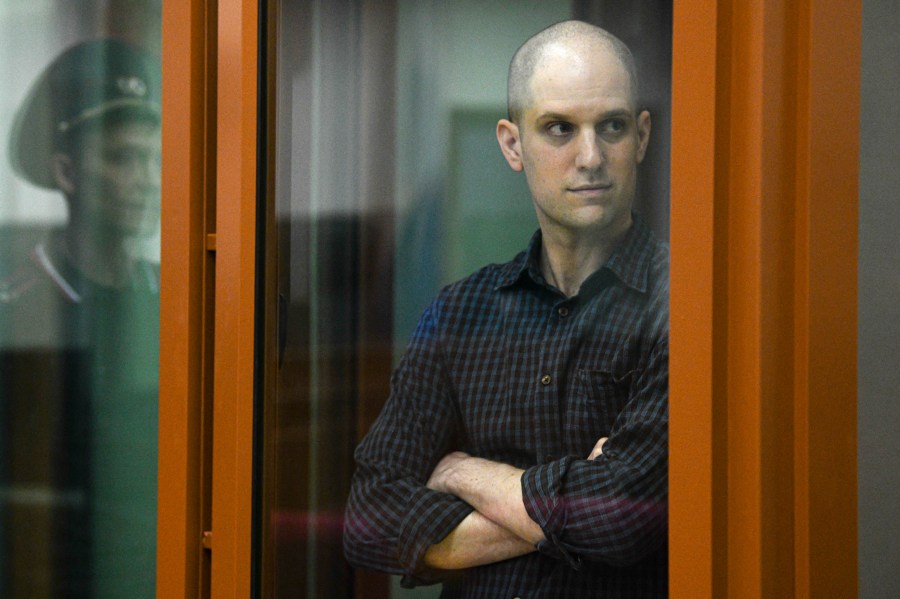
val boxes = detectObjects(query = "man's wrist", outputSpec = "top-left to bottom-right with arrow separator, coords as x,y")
427,452 -> 545,546
442,455 -> 499,502
441,454 -> 466,495
427,451 -> 472,495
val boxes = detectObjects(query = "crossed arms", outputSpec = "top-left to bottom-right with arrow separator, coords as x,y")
343,298 -> 669,581
344,381 -> 666,581
422,437 -> 608,569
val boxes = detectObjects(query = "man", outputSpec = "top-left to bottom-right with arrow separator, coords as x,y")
345,20 -> 668,598
1,39 -> 161,597
2,38 -> 161,343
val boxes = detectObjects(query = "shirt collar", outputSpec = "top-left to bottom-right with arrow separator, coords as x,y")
495,214 -> 658,295
495,229 -> 543,291
602,215 -> 656,294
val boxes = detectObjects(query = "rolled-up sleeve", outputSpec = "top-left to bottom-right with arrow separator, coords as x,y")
343,301 -> 471,582
521,335 -> 668,568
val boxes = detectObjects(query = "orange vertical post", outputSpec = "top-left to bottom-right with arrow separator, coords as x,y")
159,1 -> 214,597
210,0 -> 259,597
670,0 -> 859,597
668,0 -> 723,596
795,2 -> 860,596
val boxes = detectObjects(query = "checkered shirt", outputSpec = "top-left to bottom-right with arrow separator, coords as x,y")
345,216 -> 669,598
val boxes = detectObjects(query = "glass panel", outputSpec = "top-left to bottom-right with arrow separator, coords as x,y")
0,2 -> 162,597
262,1 -> 670,597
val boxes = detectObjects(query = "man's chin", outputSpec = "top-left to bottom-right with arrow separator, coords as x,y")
573,205 -> 627,226
574,212 -> 633,241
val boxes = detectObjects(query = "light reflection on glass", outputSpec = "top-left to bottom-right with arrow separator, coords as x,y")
0,3 -> 161,597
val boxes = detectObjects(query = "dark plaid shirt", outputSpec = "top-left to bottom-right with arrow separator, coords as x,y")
345,217 -> 669,598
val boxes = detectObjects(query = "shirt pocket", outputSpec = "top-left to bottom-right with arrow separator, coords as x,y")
566,369 -> 636,455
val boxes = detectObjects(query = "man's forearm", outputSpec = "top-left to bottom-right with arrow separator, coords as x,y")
423,510 -> 535,570
427,452 -> 545,546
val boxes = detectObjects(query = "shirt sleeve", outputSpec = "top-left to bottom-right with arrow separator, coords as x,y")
343,301 -> 473,583
521,332 -> 668,568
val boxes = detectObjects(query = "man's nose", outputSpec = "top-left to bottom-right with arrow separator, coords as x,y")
574,131 -> 604,170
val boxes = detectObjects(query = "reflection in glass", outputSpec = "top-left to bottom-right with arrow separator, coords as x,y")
0,4 -> 161,597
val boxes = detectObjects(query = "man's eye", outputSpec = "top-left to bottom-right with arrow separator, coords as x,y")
601,119 -> 627,136
547,122 -> 573,136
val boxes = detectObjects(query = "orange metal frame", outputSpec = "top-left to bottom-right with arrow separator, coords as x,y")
158,1 -> 214,597
159,0 -> 259,597
210,0 -> 259,597
160,0 -> 860,596
669,0 -> 860,597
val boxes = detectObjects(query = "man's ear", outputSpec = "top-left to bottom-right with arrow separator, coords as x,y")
496,119 -> 524,172
635,110 -> 652,164
51,153 -> 78,195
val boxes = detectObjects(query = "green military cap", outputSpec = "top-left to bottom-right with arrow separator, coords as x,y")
8,37 -> 161,190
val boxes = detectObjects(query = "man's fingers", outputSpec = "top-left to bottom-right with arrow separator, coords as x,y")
587,437 -> 608,460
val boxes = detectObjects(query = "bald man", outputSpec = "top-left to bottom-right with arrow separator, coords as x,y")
345,21 -> 668,598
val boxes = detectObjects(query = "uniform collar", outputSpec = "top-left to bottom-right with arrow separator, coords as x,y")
31,241 -> 160,303
34,242 -> 83,303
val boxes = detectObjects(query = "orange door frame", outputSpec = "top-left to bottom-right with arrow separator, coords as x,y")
160,0 -> 861,597
669,0 -> 860,597
158,1 -> 216,597
210,0 -> 259,598
209,0 -> 259,596
158,0 -> 259,597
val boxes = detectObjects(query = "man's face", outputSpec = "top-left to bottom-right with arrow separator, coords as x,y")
498,44 -> 650,242
69,119 -> 162,238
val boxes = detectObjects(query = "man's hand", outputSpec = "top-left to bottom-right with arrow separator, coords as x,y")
587,436 -> 608,460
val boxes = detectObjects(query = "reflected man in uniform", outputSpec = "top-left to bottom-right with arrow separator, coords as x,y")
1,38 -> 160,597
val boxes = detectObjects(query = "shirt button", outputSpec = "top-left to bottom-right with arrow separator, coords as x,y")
558,306 -> 569,317
540,374 -> 552,385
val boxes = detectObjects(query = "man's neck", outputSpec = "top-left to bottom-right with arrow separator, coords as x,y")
539,219 -> 631,298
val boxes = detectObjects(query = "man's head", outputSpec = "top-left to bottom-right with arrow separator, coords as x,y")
53,116 -> 161,238
507,21 -> 640,124
497,21 -> 650,243
9,38 -> 162,238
